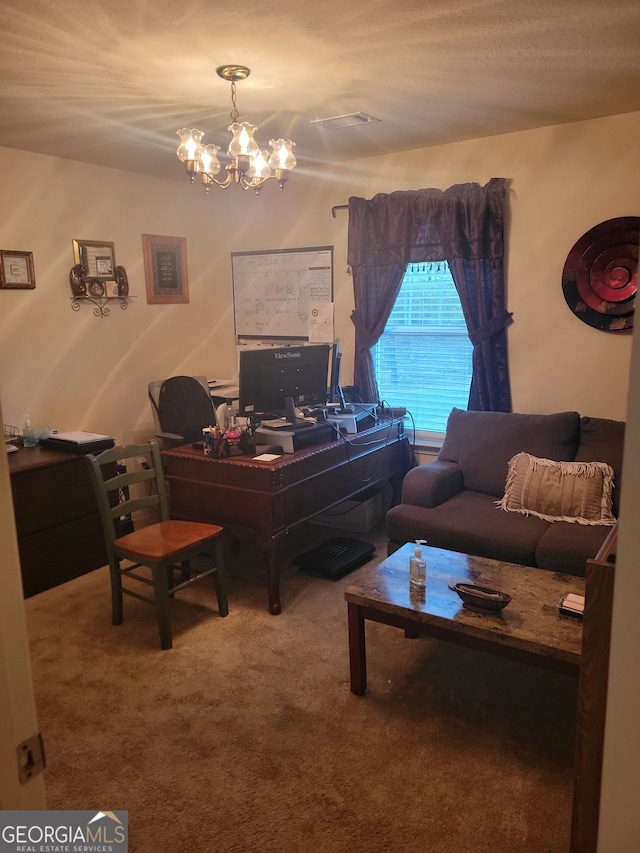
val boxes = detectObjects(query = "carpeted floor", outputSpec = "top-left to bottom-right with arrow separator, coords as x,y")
25,522 -> 578,852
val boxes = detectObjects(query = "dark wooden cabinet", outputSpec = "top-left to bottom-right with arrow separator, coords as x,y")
9,446 -> 108,597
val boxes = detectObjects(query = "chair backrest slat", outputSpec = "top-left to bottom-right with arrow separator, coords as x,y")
85,440 -> 170,549
108,493 -> 162,520
104,467 -> 158,491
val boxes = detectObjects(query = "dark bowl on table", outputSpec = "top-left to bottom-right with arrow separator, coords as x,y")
452,582 -> 512,612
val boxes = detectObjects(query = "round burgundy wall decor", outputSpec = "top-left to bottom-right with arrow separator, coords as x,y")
562,216 -> 639,332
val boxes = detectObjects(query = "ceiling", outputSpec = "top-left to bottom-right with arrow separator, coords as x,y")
1,0 -> 639,183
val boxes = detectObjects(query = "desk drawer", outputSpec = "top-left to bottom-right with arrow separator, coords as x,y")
167,476 -> 276,532
11,456 -> 99,535
19,513 -> 107,597
166,438 -> 408,535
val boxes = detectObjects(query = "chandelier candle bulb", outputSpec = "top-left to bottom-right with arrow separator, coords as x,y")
409,539 -> 427,588
201,144 -> 221,175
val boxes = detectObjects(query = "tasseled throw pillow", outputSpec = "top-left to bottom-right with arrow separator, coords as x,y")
496,452 -> 616,525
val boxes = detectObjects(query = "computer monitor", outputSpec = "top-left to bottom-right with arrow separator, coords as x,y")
238,344 -> 332,422
327,340 -> 347,409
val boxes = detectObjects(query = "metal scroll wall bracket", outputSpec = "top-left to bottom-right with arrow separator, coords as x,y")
69,263 -> 132,318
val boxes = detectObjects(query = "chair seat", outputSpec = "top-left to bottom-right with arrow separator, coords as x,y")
115,520 -> 223,562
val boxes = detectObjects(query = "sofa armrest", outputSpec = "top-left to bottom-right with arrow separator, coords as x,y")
401,460 -> 464,508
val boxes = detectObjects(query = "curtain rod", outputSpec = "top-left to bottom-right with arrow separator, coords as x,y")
331,204 -> 348,218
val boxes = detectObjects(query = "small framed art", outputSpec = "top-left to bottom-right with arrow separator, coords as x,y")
73,239 -> 116,280
142,234 -> 189,304
0,250 -> 36,289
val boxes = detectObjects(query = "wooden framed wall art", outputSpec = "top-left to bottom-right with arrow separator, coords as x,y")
72,239 -> 116,281
142,234 -> 189,304
0,250 -> 36,289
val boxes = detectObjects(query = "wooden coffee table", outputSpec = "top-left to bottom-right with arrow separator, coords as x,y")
344,543 -> 584,695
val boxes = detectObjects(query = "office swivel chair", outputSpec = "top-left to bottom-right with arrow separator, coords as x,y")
85,439 -> 228,650
148,375 -> 217,448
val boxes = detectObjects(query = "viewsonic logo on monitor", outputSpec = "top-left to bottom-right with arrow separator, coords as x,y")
274,351 -> 302,359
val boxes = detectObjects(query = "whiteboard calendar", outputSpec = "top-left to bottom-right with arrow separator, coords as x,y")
232,246 -> 333,339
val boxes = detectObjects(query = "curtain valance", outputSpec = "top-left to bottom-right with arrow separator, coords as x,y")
347,177 -> 506,266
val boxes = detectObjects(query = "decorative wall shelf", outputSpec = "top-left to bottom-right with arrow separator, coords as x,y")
71,295 -> 133,318
69,261 -> 131,318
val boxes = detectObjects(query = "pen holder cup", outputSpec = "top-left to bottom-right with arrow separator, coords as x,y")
213,437 -> 230,458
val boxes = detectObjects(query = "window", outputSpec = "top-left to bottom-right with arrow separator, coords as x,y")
372,262 -> 473,434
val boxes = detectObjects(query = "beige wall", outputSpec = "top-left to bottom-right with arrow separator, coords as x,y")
0,111 -> 638,442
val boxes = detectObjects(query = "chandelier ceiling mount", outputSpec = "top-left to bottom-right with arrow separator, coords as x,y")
176,64 -> 296,194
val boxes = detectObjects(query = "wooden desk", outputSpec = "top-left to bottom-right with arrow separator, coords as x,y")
163,419 -> 411,614
9,446 -> 108,597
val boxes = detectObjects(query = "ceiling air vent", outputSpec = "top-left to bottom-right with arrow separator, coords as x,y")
310,112 -> 380,130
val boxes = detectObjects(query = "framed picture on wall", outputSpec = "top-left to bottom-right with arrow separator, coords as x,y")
142,234 -> 189,304
0,250 -> 36,289
72,239 -> 116,280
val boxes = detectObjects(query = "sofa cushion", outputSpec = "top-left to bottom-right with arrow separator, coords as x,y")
575,417 -> 625,516
496,452 -> 616,526
438,408 -> 581,497
386,490 -> 550,567
535,522 -> 612,577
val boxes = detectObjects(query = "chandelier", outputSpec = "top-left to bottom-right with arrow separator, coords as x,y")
176,65 -> 296,193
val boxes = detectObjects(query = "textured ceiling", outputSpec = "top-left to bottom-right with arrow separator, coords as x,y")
1,0 -> 639,182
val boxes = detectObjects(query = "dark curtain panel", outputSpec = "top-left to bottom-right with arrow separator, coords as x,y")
350,263 -> 406,403
448,258 -> 512,411
347,177 -> 512,411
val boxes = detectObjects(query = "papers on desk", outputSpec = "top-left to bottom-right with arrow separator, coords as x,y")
253,453 -> 281,462
40,431 -> 115,454
6,443 -> 18,453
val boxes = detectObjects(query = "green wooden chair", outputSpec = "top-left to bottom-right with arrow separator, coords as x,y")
85,440 -> 228,650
